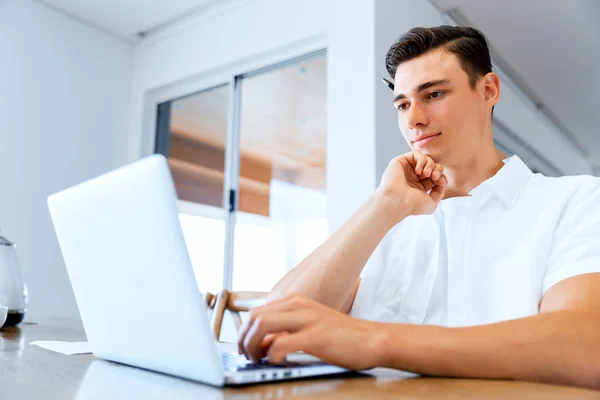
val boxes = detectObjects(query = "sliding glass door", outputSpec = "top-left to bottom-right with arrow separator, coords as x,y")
232,53 -> 328,291
155,85 -> 230,294
155,50 -> 327,294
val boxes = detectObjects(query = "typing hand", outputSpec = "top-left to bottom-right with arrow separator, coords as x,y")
237,293 -> 385,370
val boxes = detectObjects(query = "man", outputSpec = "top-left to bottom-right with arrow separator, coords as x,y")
237,26 -> 600,388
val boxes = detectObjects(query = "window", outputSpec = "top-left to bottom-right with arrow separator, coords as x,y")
232,54 -> 328,291
156,85 -> 230,294
155,51 -> 327,294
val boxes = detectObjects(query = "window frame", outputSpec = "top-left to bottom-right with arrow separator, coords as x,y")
148,43 -> 327,291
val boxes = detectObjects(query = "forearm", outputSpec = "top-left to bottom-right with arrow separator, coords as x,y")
377,310 -> 600,388
269,191 -> 408,310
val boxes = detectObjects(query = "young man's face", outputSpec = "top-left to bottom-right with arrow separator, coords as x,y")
392,48 -> 498,166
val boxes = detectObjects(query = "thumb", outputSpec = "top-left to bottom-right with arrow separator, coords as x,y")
260,332 -> 288,358
266,330 -> 314,364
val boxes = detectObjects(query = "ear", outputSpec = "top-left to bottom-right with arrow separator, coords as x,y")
482,72 -> 501,107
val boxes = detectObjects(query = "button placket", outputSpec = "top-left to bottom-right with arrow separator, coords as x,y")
410,212 -> 442,324
446,207 -> 464,327
456,195 -> 492,326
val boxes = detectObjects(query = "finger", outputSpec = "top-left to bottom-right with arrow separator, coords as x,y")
431,163 -> 444,182
413,151 -> 428,175
259,332 -> 286,358
397,155 -> 419,181
261,333 -> 277,350
439,174 -> 448,187
401,152 -> 417,167
245,313 -> 304,363
421,172 -> 448,191
237,295 -> 302,355
429,176 -> 447,203
420,178 -> 436,192
243,312 -> 305,363
422,158 -> 436,178
266,330 -> 315,365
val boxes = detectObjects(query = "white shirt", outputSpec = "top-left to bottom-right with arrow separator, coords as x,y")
350,156 -> 600,327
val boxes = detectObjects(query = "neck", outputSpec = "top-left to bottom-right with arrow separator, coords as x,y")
442,145 -> 506,199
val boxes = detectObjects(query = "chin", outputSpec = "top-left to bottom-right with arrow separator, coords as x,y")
424,150 -> 447,163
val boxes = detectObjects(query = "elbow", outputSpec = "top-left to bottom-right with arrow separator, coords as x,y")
572,372 -> 600,390
580,339 -> 600,389
581,360 -> 600,390
563,353 -> 600,389
560,315 -> 600,389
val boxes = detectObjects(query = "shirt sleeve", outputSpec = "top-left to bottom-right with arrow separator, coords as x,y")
543,176 -> 600,295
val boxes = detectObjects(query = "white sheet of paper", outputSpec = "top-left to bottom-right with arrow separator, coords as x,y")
30,340 -> 91,355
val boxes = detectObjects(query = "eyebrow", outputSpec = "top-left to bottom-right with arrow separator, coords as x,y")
392,79 -> 450,103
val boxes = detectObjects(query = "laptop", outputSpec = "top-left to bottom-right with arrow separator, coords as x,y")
47,154 -> 350,386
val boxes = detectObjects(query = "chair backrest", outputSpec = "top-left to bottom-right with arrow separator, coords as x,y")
211,290 -> 269,342
205,292 -> 217,316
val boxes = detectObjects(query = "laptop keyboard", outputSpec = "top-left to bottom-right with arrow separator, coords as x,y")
222,352 -> 271,370
221,351 -> 324,371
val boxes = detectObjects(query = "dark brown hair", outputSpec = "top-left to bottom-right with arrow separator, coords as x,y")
385,26 -> 493,89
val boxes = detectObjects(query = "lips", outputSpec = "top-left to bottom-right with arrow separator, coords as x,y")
413,133 -> 441,144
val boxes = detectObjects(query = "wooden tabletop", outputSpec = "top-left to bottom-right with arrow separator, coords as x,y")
2,321 -> 599,399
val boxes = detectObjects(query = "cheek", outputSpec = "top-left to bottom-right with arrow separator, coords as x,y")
396,120 -> 413,145
437,97 -> 477,131
400,127 -> 413,146
434,98 -> 460,123
397,115 -> 408,135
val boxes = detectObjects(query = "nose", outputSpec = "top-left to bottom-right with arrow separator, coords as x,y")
405,102 -> 429,130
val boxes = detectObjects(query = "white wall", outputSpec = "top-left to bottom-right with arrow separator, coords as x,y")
130,0 -> 591,239
129,0 -> 329,162
370,0 -> 591,181
327,0 -> 450,230
373,0 -> 449,183
326,0 -> 378,231
0,0 -> 586,324
130,0 -> 418,233
491,66 -> 591,175
0,0 -> 134,320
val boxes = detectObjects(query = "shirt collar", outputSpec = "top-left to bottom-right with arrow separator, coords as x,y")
469,155 -> 533,209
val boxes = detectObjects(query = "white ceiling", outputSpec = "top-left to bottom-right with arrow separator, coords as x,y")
432,0 -> 600,170
37,0 -> 218,41
36,0 -> 600,170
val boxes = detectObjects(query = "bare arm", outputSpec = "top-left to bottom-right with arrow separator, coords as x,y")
376,274 -> 600,388
240,274 -> 600,390
268,193 -> 404,312
268,151 -> 448,312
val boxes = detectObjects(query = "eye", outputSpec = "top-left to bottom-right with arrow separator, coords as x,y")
428,91 -> 445,99
397,103 -> 409,111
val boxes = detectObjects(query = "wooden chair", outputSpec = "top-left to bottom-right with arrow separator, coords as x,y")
205,291 -> 217,317
210,289 -> 269,342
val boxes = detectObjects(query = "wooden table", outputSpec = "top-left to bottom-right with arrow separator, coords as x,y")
2,321 -> 599,399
